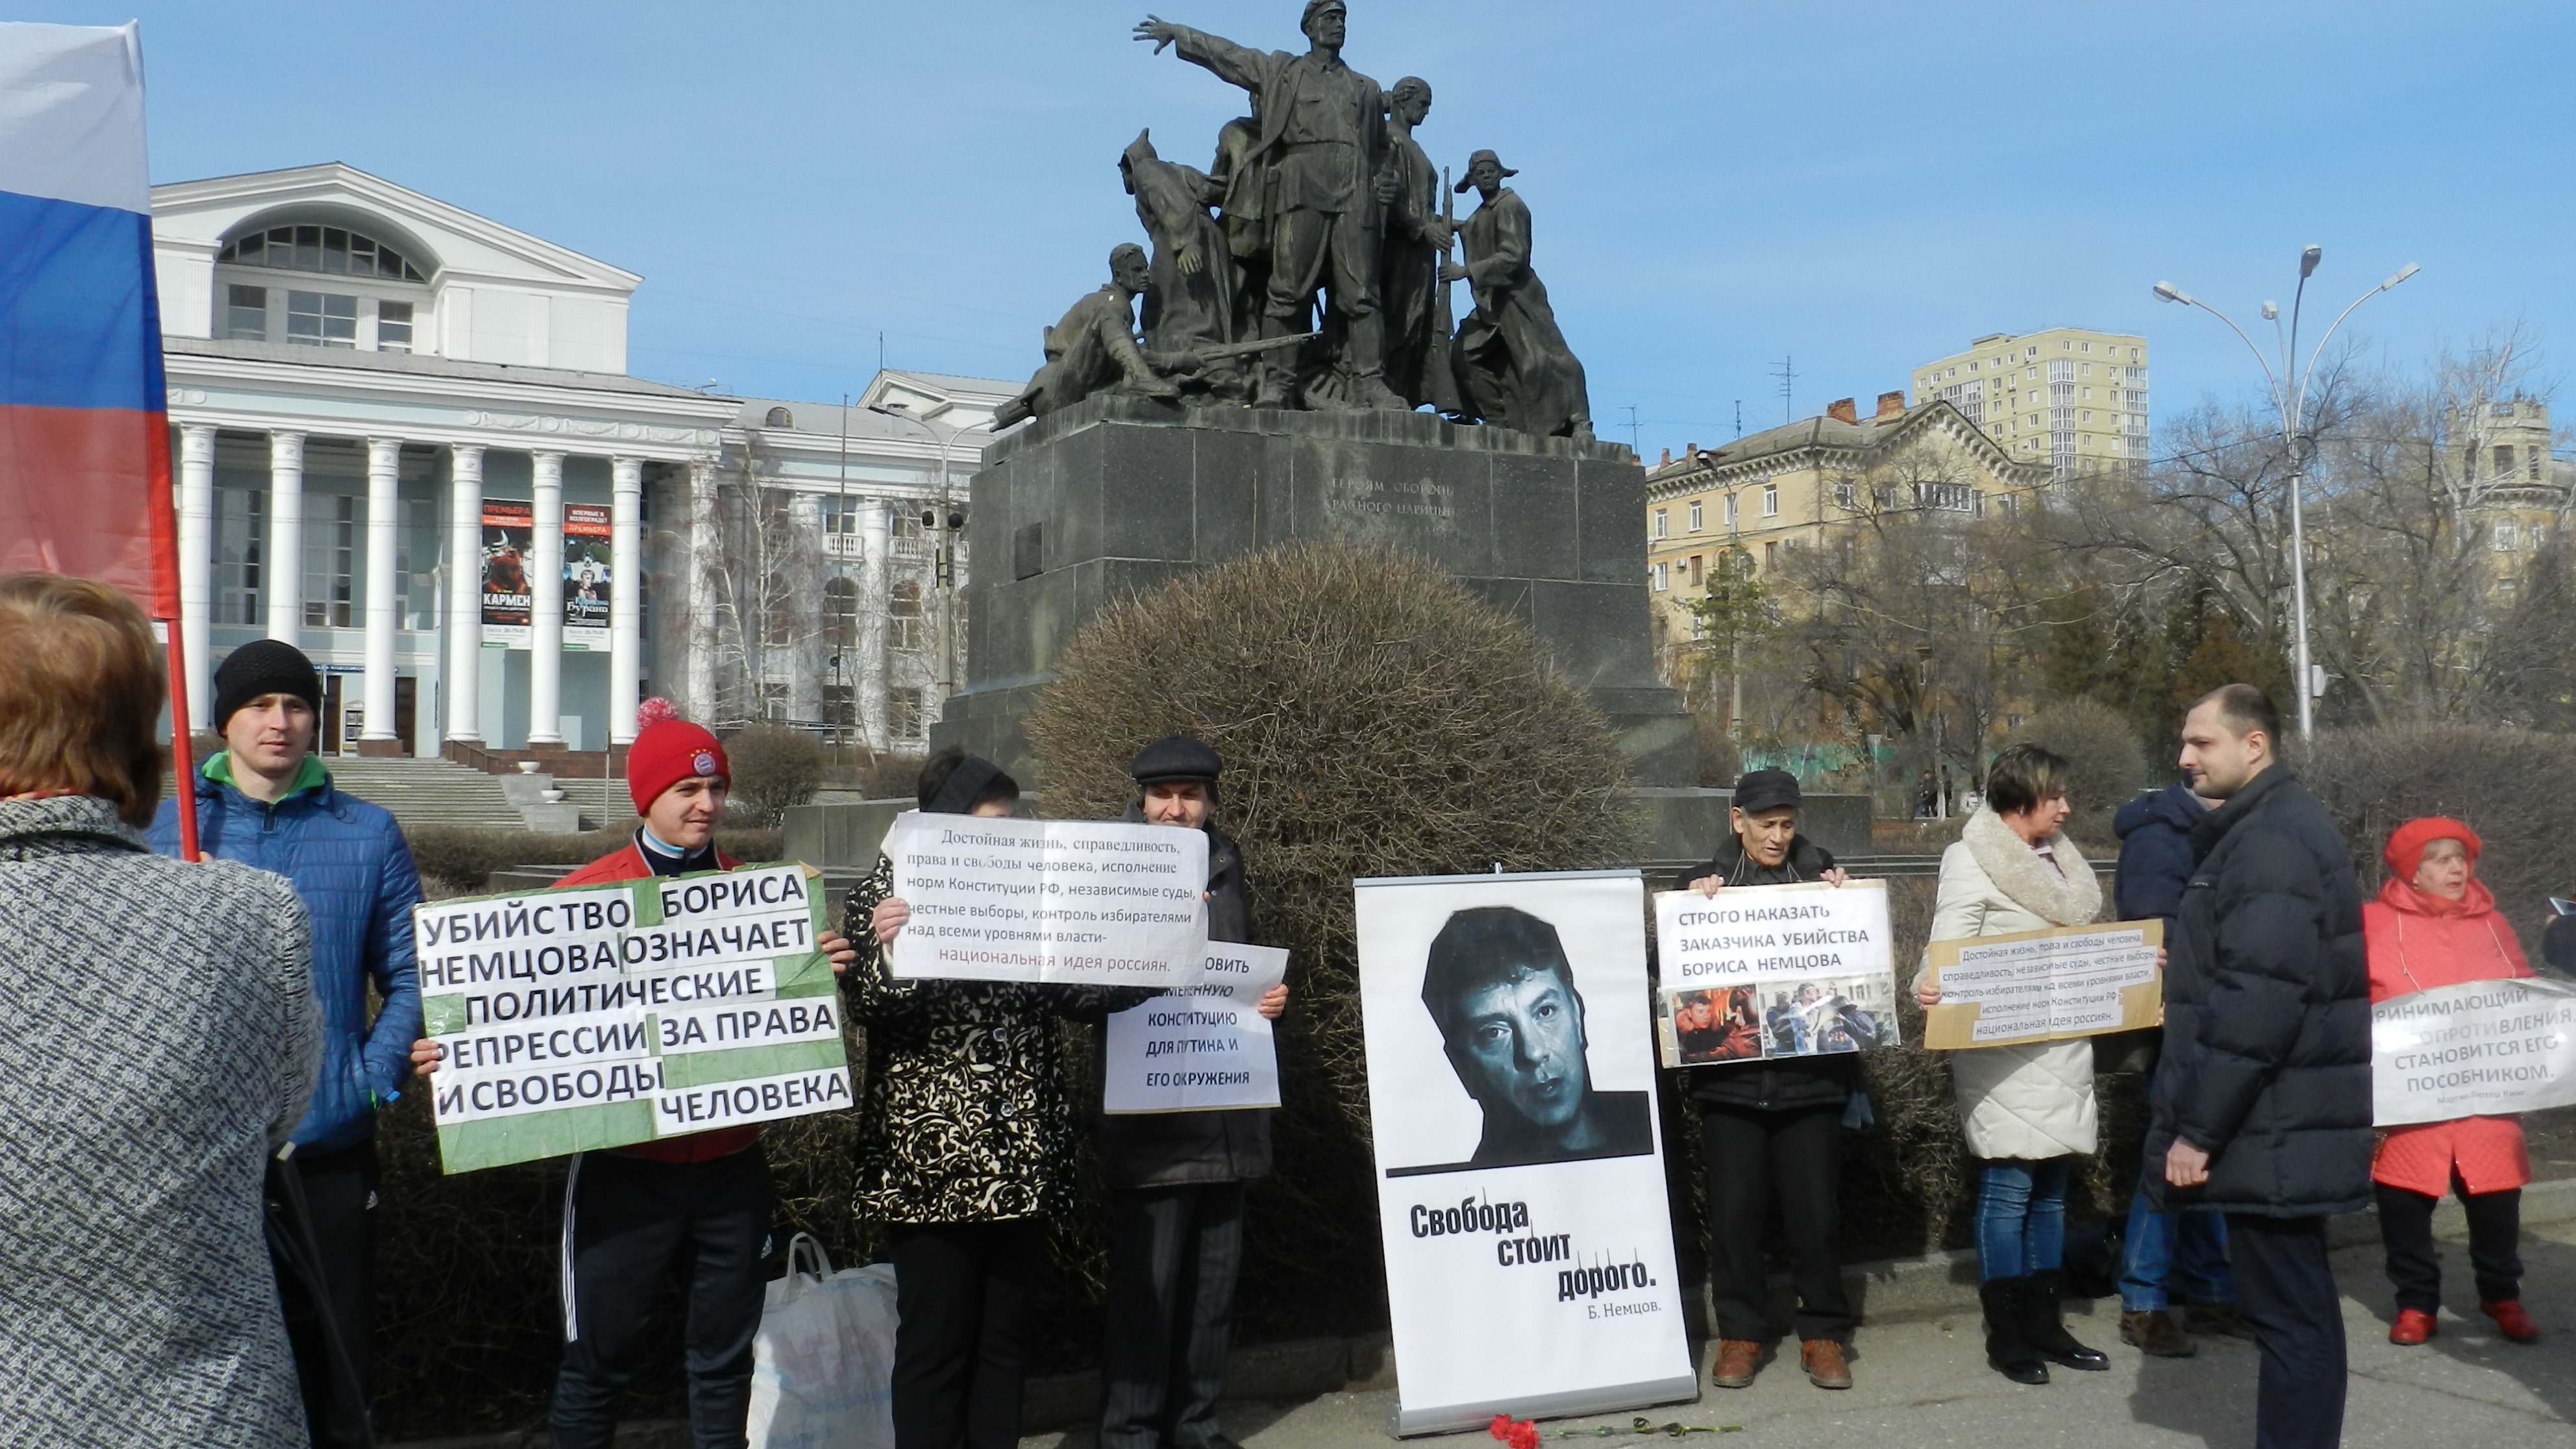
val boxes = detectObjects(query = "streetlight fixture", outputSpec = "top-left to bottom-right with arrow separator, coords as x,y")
2151,248 -> 2420,739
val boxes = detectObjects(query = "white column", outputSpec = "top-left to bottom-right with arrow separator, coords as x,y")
527,451 -> 567,746
175,424 -> 217,732
264,431 -> 305,642
609,456 -> 644,745
445,444 -> 486,743
361,438 -> 404,745
787,491 -> 824,723
683,460 -> 718,720
859,497 -> 891,751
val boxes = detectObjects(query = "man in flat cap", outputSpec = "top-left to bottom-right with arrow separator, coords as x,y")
1135,3 -> 1406,412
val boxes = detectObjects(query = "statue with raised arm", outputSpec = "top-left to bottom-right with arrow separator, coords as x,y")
994,245 -> 1188,429
1134,2 -> 1407,412
1446,150 -> 1594,440
1380,76 -> 1459,414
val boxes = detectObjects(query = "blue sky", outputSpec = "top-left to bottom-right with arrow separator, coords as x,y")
33,1 -> 2576,456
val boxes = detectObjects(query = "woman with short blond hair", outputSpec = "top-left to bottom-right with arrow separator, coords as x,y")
0,573 -> 321,1443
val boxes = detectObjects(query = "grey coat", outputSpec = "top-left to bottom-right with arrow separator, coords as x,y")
0,795 -> 321,1448
1098,818 -> 1273,1189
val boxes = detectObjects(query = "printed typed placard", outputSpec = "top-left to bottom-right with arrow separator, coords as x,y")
881,811 -> 1208,985
1922,919 -> 2163,1050
1651,881 -> 1900,1067
2375,977 -> 2576,1126
1102,943 -> 1289,1113
417,863 -> 848,1172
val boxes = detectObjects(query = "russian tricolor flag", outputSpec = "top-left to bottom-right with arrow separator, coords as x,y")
0,21 -> 177,618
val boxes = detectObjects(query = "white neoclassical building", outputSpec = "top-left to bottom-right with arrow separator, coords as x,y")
152,163 -> 1007,759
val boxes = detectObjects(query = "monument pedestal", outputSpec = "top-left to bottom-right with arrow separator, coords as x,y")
933,395 -> 1696,787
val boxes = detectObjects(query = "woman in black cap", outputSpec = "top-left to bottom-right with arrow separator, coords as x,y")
1674,768 -> 1861,1393
844,749 -> 1143,1449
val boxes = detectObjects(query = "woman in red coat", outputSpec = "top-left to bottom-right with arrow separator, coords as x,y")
2366,817 -> 2541,1346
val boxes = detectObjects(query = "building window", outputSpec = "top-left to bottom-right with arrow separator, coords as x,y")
1835,482 -> 1856,510
219,223 -> 428,281
1687,501 -> 1703,532
889,578 -> 926,650
286,291 -> 358,348
1723,493 -> 1738,526
376,301 -> 414,353
889,687 -> 927,741
225,284 -> 267,341
2495,446 -> 2517,478
1688,555 -> 1703,586
1651,562 -> 1668,591
823,575 -> 861,636
1652,508 -> 1668,539
1761,484 -> 1778,516
2494,521 -> 2520,552
1913,482 -> 1974,512
1763,541 -> 1777,570
397,495 -> 438,629
303,493 -> 356,627
215,486 -> 264,623
765,406 -> 795,428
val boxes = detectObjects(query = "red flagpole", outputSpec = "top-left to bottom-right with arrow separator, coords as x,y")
164,612 -> 200,861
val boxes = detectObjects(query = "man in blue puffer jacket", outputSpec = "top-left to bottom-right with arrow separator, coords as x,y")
2109,777 -> 2242,1358
149,639 -> 422,1444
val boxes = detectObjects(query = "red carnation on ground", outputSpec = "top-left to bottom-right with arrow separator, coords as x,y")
1489,1414 -> 1540,1449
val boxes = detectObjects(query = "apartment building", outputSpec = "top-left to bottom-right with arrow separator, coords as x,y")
1912,327 -> 2149,479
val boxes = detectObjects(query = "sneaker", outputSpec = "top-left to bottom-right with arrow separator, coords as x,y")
2481,1300 -> 2540,1343
1800,1338 -> 1853,1390
2120,1308 -> 2197,1357
2390,1307 -> 2438,1346
1709,1339 -> 1763,1389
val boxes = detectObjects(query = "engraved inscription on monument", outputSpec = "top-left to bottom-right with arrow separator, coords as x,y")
1322,475 -> 1456,525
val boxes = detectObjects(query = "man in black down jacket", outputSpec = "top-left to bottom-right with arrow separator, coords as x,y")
1675,769 -> 1859,1393
2146,686 -> 2369,1449
1099,737 -> 1285,1449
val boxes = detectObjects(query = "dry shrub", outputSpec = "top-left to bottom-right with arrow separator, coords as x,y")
2299,724 -> 2576,952
1025,540 -> 1639,1340
723,723 -> 826,827
2009,695 -> 2150,838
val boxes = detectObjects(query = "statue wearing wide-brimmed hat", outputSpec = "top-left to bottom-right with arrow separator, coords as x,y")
1444,149 -> 1594,440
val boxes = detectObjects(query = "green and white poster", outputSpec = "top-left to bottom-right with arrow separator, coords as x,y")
416,863 -> 849,1173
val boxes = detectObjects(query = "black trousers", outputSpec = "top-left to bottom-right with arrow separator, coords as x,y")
1698,1102 -> 1853,1344
271,1141 -> 379,1449
888,1219 -> 1038,1449
2376,1180 -> 2523,1314
1099,1183 -> 1246,1449
2226,1214 -> 2346,1449
550,1146 -> 772,1449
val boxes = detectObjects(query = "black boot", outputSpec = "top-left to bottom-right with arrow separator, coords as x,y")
1981,1278 -> 2050,1384
2022,1269 -> 2111,1370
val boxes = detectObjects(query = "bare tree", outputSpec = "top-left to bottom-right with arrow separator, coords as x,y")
699,486 -> 826,731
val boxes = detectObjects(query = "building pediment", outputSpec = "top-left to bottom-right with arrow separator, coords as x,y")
152,162 -> 638,296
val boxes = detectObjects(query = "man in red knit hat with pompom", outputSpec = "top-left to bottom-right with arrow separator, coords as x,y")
415,700 -> 857,1449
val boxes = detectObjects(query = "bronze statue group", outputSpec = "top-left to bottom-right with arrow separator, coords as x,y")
998,1 -> 1594,441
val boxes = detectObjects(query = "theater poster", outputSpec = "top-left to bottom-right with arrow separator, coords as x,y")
563,503 -> 612,648
480,499 -> 532,645
1354,869 -> 1694,1436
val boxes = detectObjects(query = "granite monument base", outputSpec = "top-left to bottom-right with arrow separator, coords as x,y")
932,394 -> 1695,787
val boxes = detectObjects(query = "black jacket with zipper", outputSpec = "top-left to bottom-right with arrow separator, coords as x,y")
1668,832 -> 1856,1113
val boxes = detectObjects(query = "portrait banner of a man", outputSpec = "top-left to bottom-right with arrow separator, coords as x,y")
1354,869 -> 1693,1435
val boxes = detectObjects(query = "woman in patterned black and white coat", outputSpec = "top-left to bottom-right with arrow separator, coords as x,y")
844,749 -> 1145,1449
0,574 -> 323,1446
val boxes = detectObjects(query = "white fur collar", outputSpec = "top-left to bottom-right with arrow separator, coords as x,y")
1963,806 -> 2100,927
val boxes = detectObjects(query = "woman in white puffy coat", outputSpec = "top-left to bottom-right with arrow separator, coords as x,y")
1914,744 -> 2112,1385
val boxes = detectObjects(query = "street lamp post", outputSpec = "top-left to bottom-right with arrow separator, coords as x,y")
2152,249 -> 2419,739
866,402 -> 980,702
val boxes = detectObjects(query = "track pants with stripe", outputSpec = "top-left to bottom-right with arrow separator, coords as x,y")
551,1145 -> 772,1449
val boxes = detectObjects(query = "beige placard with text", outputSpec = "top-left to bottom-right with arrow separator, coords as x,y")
1923,918 -> 2163,1050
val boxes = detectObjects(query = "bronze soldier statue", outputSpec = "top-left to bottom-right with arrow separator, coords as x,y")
1120,131 -> 1248,402
1379,76 -> 1459,414
1135,2 -> 1407,412
994,245 -> 1186,428
1446,150 -> 1593,440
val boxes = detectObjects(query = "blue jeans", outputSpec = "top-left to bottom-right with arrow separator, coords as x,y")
1976,1158 -> 2070,1282
2120,1168 -> 2235,1311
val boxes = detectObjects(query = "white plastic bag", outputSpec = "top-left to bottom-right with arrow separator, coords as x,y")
747,1233 -> 899,1449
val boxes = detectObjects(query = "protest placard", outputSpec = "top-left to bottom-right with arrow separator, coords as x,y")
880,811 -> 1208,986
1102,943 -> 1288,1113
416,863 -> 848,1173
2374,977 -> 2576,1127
1922,919 -> 2162,1050
1650,880 -> 1899,1067
1356,870 -> 1694,1435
